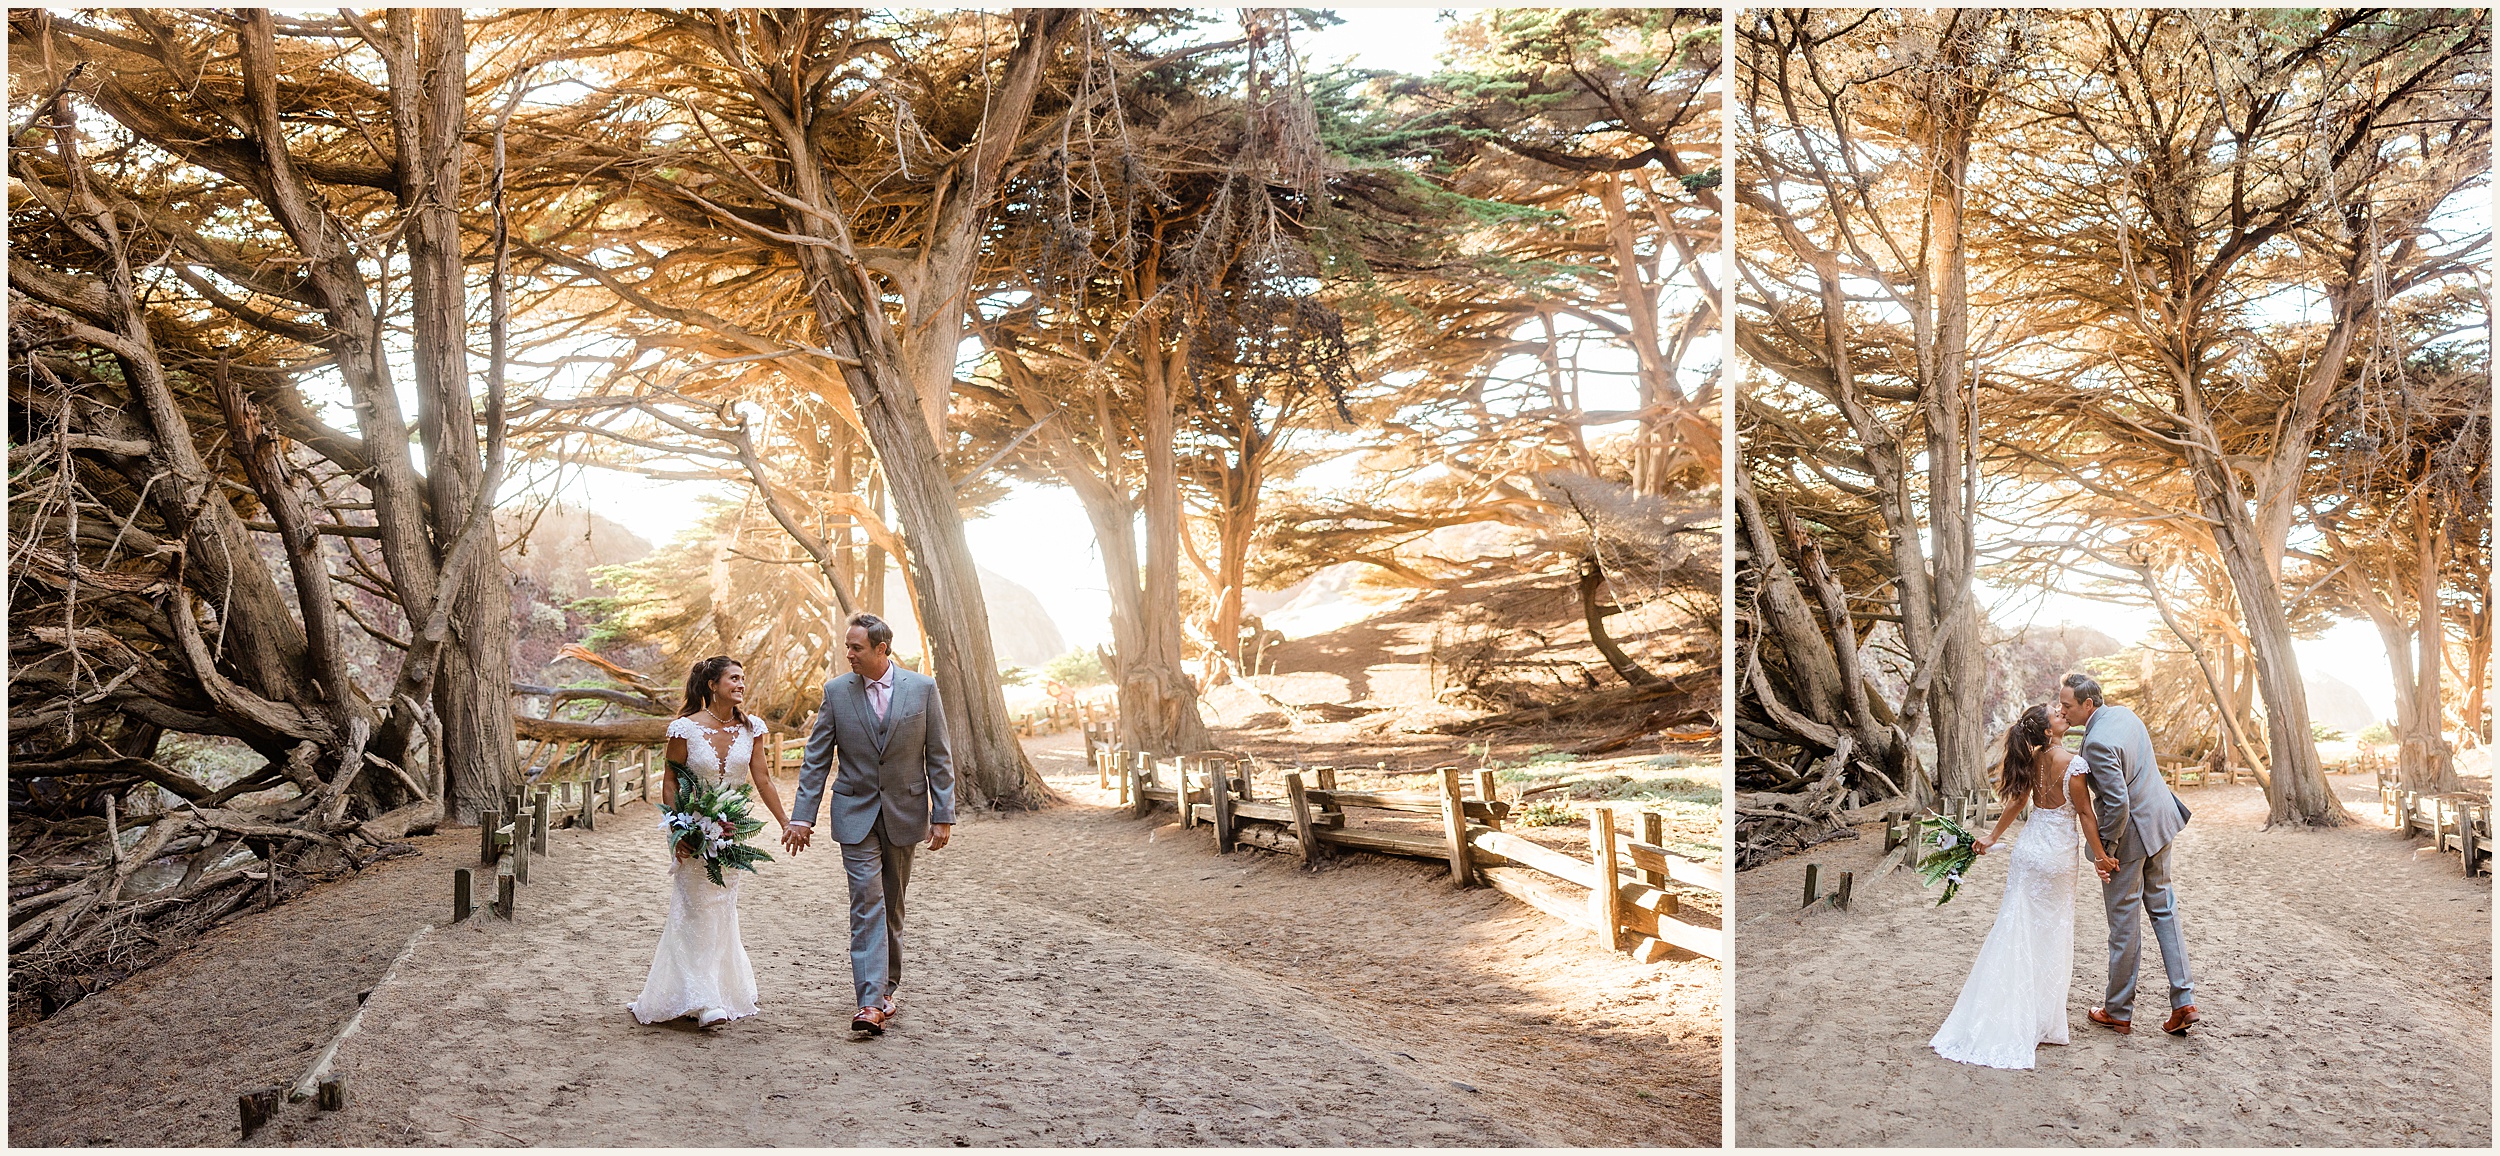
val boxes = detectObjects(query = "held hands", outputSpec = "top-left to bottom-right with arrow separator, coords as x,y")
781,822 -> 813,855
1972,836 -> 1995,857
2093,854 -> 2119,881
927,823 -> 951,852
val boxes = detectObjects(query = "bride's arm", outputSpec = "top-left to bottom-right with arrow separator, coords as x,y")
1975,797 -> 2022,855
662,736 -> 688,808
747,730 -> 791,828
2069,770 -> 2115,875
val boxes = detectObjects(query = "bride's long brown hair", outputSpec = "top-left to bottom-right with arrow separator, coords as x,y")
679,655 -> 747,728
1998,704 -> 2054,806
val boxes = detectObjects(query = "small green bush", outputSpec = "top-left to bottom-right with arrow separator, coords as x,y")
1042,649 -> 1110,688
2358,722 -> 2396,746
1517,800 -> 1579,827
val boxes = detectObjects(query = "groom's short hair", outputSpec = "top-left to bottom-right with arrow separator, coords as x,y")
2063,672 -> 2104,707
848,612 -> 895,652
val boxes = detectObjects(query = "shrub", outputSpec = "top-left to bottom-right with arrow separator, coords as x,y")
1517,800 -> 1579,827
1042,649 -> 1110,688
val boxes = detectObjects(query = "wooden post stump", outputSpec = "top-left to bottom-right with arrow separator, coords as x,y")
452,867 -> 474,922
1130,754 -> 1153,821
1315,767 -> 1340,821
1832,870 -> 1854,910
532,790 -> 551,855
1802,862 -> 1822,908
239,1087 -> 280,1138
1440,768 -> 1475,888
479,804 -> 499,864
580,776 -> 595,831
494,871 -> 516,919
1589,805 -> 1624,948
316,1077 -> 345,1112
512,818 -> 530,883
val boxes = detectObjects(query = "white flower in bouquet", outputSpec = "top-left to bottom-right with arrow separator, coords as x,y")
1936,832 -> 1958,850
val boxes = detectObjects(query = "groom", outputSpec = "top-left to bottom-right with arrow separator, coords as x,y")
2058,672 -> 2198,1036
783,612 -> 955,1036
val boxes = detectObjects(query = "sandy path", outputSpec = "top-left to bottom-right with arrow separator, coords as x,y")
6,828 -> 471,1147
1733,774 -> 2490,1147
244,734 -> 1716,1146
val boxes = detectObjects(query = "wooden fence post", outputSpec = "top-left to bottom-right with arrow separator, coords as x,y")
532,789 -> 551,855
1802,862 -> 1822,908
579,775 -> 595,831
1589,805 -> 1624,948
480,804 -> 501,865
1284,771 -> 1319,867
1637,811 -> 1667,886
1832,870 -> 1854,910
1439,767 -> 1474,888
1474,768 -> 1500,828
1136,755 -> 1159,821
511,811 -> 529,884
453,867 -> 473,922
1211,758 -> 1237,852
494,871 -> 516,919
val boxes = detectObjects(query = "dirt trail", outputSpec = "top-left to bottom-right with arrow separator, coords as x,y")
14,734 -> 1715,1146
1734,774 -> 2490,1147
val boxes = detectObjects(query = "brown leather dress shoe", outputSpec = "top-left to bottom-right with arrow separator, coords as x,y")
2088,1006 -> 2132,1034
850,1006 -> 889,1035
2162,1004 -> 2200,1035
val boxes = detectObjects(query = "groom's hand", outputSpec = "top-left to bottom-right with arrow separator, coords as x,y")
926,823 -> 951,852
2094,854 -> 2119,879
781,821 -> 813,855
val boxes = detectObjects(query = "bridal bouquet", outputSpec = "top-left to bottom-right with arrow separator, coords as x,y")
1915,813 -> 1981,905
659,771 -> 773,886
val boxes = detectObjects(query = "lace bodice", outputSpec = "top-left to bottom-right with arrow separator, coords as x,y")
668,713 -> 765,791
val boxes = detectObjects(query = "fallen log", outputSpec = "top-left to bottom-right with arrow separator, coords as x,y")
1429,678 -> 1706,736
511,715 -> 670,743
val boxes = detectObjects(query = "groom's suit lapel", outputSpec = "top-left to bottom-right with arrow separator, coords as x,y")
870,673 -> 911,754
844,674 -> 889,759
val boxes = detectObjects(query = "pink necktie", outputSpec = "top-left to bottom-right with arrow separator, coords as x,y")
870,679 -> 889,721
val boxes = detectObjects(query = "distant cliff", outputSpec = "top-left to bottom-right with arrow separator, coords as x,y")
878,566 -> 1065,670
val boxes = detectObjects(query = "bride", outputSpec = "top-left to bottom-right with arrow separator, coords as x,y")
629,656 -> 792,1029
1929,702 -> 2115,1069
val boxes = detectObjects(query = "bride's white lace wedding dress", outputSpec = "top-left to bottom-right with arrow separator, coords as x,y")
628,714 -> 765,1026
1929,768 -> 2085,1070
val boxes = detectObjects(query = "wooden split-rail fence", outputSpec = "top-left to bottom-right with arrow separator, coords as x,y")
1013,698 -> 1110,738
2389,778 -> 2492,878
1089,744 -> 1727,963
450,736 -> 817,920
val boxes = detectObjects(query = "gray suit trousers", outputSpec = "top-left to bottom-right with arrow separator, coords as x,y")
2101,840 -> 2193,1019
840,816 -> 915,1010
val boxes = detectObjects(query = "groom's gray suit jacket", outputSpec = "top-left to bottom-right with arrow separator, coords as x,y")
2080,703 -> 2189,861
790,667 -> 956,846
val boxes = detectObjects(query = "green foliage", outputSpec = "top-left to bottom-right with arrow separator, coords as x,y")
1041,649 -> 1110,688
660,768 -> 774,888
2359,722 -> 2396,746
1915,814 -> 1982,906
1516,800 -> 1578,827
998,665 -> 1032,687
2312,722 -> 2348,744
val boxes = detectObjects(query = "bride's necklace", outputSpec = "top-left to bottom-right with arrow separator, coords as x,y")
695,707 -> 735,731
